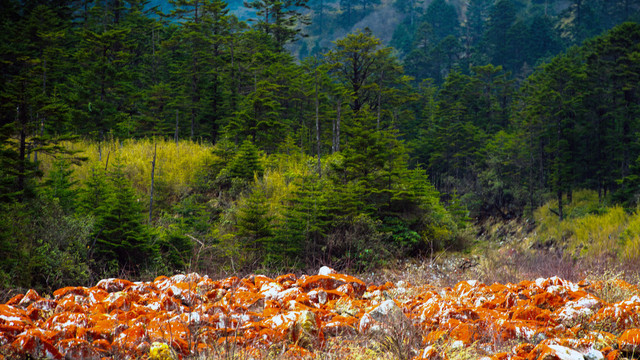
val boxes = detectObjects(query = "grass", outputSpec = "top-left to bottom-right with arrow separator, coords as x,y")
39,137 -> 217,198
584,270 -> 640,303
533,189 -> 640,266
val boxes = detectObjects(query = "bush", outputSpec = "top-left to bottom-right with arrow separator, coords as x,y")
0,199 -> 94,293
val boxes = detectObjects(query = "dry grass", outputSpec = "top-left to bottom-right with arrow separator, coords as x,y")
38,138 -> 216,197
584,269 -> 640,303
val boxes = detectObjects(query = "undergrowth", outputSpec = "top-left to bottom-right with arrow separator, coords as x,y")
533,189 -> 640,263
39,138 -> 216,196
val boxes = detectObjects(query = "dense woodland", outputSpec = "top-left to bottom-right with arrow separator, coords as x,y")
2,0 -> 640,292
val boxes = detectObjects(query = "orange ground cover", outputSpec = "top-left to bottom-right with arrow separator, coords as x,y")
1,267 -> 639,359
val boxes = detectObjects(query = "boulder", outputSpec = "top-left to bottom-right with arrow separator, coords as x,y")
359,299 -> 407,334
617,328 -> 640,353
527,344 -> 585,360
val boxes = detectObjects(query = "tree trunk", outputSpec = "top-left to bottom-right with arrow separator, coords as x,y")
335,100 -> 341,152
175,109 -> 179,145
315,70 -> 322,178
376,91 -> 381,130
114,0 -> 121,24
149,143 -> 157,224
557,188 -> 563,221
17,105 -> 26,202
104,150 -> 110,171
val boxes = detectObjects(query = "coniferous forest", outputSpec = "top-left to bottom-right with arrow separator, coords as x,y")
2,0 -> 640,293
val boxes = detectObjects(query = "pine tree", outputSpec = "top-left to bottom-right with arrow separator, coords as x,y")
244,0 -> 310,50
235,189 -> 274,263
324,29 -> 398,113
273,175 -> 330,265
41,159 -> 78,214
227,139 -> 264,181
91,162 -> 157,273
422,0 -> 459,41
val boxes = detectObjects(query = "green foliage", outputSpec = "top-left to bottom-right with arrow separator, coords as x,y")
41,159 -> 78,214
3,0 -> 640,287
156,227 -> 194,271
0,199 -> 93,293
324,29 -> 400,113
245,0 -> 310,49
324,214 -> 391,272
226,139 -> 264,182
532,190 -> 640,265
380,217 -> 421,251
234,188 -> 275,266
85,161 -> 158,274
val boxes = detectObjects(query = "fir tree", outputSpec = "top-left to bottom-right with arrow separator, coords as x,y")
91,162 -> 157,273
227,139 -> 264,181
41,159 -> 78,214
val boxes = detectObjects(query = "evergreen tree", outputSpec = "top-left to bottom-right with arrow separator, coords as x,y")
227,139 -> 264,181
583,22 -> 640,197
244,0 -> 310,49
90,162 -> 157,273
235,189 -> 274,264
485,0 -> 517,67
41,159 -> 78,214
422,0 -> 459,41
521,51 -> 586,220
273,175 -> 329,267
324,29 -> 400,113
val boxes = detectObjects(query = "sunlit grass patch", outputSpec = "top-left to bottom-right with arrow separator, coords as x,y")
39,138 -> 216,196
619,210 -> 640,263
533,190 -> 632,259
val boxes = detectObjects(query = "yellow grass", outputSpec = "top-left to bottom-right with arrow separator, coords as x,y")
39,138 -> 216,195
534,189 -> 640,261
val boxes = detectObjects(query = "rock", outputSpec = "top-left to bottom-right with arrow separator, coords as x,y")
95,278 -> 133,293
2,272 -> 640,360
0,304 -> 29,334
591,296 -> 640,332
290,310 -> 321,348
419,345 -> 442,359
359,299 -> 407,334
53,286 -> 89,300
11,329 -> 63,360
56,338 -> 101,360
18,289 -> 41,308
582,348 -> 604,360
553,294 -> 602,326
262,310 -> 322,348
318,266 -> 336,275
322,314 -> 357,337
528,344 -> 586,360
298,272 -> 366,296
604,349 -> 620,360
617,328 -> 640,353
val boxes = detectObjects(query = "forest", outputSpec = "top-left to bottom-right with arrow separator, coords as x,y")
2,0 -> 640,294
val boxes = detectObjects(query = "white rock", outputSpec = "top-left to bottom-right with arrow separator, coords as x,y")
547,344 -> 586,360
259,282 -> 283,300
582,348 -> 604,360
318,266 -> 336,275
359,299 -> 407,334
